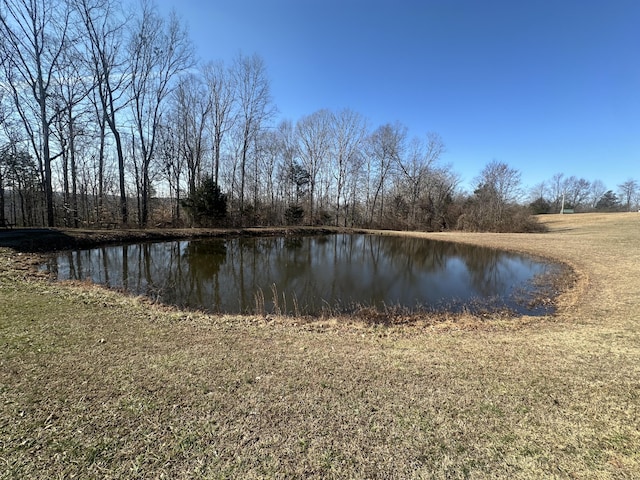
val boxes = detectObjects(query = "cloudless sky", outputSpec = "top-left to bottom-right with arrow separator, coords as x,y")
154,0 -> 639,193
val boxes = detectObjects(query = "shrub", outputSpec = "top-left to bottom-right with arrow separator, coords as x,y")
457,204 -> 547,233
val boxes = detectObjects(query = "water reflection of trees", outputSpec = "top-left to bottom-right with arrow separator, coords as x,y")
183,240 -> 227,276
47,234 -> 546,315
455,244 -> 540,297
172,240 -> 228,311
370,236 -> 531,298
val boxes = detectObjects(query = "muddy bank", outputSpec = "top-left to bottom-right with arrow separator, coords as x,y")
0,226 -> 342,253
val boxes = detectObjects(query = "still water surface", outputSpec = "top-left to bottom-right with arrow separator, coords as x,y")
43,234 -> 557,316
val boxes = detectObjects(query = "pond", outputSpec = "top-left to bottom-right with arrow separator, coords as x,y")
42,234 -> 561,316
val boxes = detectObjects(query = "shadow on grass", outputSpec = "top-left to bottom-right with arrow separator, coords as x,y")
0,228 -> 78,252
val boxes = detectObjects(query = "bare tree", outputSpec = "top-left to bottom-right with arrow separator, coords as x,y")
249,128 -> 284,224
464,160 -> 522,230
0,0 -> 71,226
330,108 -> 366,226
274,119 -> 298,206
75,0 -> 131,224
549,172 -> 565,213
230,53 -> 273,223
618,178 -> 639,211
51,31 -> 94,227
529,181 -> 547,202
203,60 -> 235,189
588,179 -> 607,210
395,132 -> 445,228
128,0 -> 194,226
172,73 -> 211,198
482,160 -> 522,204
364,122 -> 406,225
343,149 -> 365,227
156,121 -> 182,222
0,89 -> 10,224
295,109 -> 332,224
562,176 -> 591,211
423,165 -> 459,230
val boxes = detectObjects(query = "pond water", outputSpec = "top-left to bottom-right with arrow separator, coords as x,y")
42,234 -> 559,316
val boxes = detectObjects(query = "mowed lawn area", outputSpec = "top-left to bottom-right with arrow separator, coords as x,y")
1,213 -> 639,479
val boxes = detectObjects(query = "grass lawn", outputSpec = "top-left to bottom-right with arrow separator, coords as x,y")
1,213 -> 639,478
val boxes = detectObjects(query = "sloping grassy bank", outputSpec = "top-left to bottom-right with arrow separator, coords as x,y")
1,213 -> 639,478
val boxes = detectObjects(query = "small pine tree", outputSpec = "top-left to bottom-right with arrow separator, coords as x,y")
284,204 -> 304,225
182,175 -> 227,227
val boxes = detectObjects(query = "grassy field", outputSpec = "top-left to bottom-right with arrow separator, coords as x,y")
1,213 -> 639,479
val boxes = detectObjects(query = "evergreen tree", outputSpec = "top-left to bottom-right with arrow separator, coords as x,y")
595,190 -> 620,212
182,175 -> 227,227
529,196 -> 551,214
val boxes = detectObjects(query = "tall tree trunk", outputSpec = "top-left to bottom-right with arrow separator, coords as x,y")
41,105 -> 54,226
97,112 -> 106,219
69,119 -> 78,228
0,174 -> 5,225
112,127 -> 128,224
240,133 -> 248,221
103,89 -> 128,225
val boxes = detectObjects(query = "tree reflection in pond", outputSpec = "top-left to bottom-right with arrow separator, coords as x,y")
43,234 -> 560,316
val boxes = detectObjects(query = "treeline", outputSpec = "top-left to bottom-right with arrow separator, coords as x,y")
1,0 -> 637,232
528,174 -> 639,214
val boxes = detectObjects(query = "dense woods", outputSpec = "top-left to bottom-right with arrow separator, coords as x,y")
1,0 -> 637,231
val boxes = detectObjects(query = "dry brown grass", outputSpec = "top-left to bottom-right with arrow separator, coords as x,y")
1,213 -> 639,478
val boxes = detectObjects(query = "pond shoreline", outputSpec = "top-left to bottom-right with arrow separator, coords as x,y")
41,233 -> 563,318
1,225 -> 574,322
0,226 -> 344,252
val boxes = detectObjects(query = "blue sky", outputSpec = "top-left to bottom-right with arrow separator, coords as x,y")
155,0 -> 639,193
